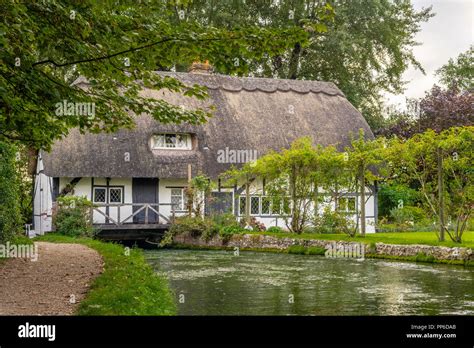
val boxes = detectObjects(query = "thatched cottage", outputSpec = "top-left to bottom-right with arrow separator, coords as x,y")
33,64 -> 377,235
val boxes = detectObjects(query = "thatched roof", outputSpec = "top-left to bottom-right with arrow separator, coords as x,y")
42,71 -> 373,179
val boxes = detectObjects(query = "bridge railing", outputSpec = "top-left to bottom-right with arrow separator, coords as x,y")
91,203 -> 179,226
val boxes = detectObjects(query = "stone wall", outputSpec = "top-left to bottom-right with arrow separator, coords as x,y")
173,233 -> 473,262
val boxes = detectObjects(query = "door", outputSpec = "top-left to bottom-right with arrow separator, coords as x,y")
132,178 -> 158,223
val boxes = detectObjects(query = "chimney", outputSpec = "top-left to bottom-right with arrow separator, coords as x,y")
188,60 -> 213,74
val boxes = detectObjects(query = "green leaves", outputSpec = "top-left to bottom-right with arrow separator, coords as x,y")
1,1 -> 310,149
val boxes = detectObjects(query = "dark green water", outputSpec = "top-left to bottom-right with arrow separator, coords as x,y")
145,249 -> 474,316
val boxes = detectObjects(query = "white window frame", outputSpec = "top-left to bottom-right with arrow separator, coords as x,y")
152,133 -> 192,150
170,188 -> 185,211
108,187 -> 123,205
93,187 -> 107,204
93,186 -> 123,204
338,196 -> 357,214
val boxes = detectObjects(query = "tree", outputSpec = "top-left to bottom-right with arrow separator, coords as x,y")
388,127 -> 474,243
180,0 -> 433,129
0,142 -> 22,243
346,131 -> 386,236
0,1 -> 312,149
436,45 -> 473,91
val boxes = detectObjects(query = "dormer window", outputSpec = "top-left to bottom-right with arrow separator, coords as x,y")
152,133 -> 192,150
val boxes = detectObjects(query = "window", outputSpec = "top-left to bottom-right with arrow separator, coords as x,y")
93,187 -> 106,203
238,195 -> 288,216
250,196 -> 260,215
338,197 -> 356,213
171,188 -> 185,211
261,197 -> 272,215
109,188 -> 123,204
93,187 -> 123,204
152,133 -> 192,150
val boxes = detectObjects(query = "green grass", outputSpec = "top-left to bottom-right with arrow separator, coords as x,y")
251,231 -> 474,249
35,234 -> 176,316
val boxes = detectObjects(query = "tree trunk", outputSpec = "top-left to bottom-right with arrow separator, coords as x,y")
287,42 -> 301,80
437,147 -> 445,242
360,166 -> 366,236
245,174 -> 250,225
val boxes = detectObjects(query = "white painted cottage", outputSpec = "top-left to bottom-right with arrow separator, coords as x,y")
33,66 -> 377,236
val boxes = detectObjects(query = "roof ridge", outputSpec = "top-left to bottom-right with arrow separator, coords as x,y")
156,71 -> 345,97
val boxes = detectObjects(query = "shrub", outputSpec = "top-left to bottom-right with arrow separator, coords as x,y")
287,245 -> 306,254
219,225 -> 246,242
313,207 -> 354,235
390,206 -> 428,225
53,196 -> 94,237
267,226 -> 284,233
0,142 -> 22,243
162,216 -> 215,246
378,184 -> 419,218
212,213 -> 239,229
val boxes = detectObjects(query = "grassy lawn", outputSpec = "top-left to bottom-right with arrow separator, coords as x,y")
251,231 -> 474,249
35,234 -> 176,315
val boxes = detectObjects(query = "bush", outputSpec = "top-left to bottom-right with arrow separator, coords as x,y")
313,207 -> 354,235
162,216 -> 215,246
287,245 -> 306,254
212,213 -> 238,229
0,142 -> 22,243
267,226 -> 284,233
53,196 -> 94,237
390,206 -> 428,225
219,225 -> 246,242
378,184 -> 420,218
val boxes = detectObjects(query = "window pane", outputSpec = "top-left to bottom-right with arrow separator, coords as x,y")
154,135 -> 165,148
109,188 -> 122,203
250,196 -> 260,215
261,197 -> 271,215
94,188 -> 106,203
239,196 -> 246,215
166,134 -> 176,148
171,188 -> 183,210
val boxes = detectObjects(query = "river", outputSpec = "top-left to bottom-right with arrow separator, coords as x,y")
145,249 -> 474,315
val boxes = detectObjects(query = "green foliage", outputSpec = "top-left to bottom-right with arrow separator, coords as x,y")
35,234 -> 176,315
313,207 -> 355,235
1,1 -> 311,149
305,246 -> 326,255
185,174 -> 213,217
287,245 -> 306,255
53,196 -> 94,237
389,206 -> 428,225
388,126 -> 474,243
267,226 -> 284,233
219,225 -> 246,242
415,252 -> 435,263
378,183 -> 420,218
182,0 -> 433,129
0,141 -> 22,243
436,45 -> 473,91
162,215 -> 214,246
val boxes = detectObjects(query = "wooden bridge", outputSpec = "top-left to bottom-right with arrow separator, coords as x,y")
91,203 -> 179,241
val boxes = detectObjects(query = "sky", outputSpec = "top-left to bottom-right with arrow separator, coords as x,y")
384,0 -> 473,109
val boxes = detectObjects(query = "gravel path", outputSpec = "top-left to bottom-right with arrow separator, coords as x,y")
0,242 -> 103,315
